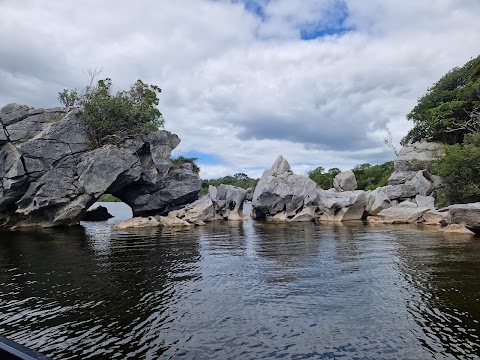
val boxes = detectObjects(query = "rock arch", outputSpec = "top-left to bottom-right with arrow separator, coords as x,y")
0,104 -> 201,227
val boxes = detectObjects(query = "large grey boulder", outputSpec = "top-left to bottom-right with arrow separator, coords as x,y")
375,201 -> 429,224
333,170 -> 357,191
0,103 -> 201,227
252,155 -> 318,219
365,188 -> 391,215
317,189 -> 366,221
252,156 -> 367,222
445,203 -> 480,232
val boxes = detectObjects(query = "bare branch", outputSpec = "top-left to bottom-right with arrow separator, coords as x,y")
383,129 -> 400,156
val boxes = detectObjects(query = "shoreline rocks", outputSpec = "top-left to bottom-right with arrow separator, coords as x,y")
0,103 -> 201,228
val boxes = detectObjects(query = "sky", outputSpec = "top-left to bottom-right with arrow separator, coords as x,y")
1,0 -> 479,179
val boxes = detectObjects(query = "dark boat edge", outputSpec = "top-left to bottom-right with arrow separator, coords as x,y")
0,336 -> 51,360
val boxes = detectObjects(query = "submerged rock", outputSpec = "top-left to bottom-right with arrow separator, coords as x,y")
0,103 -> 201,227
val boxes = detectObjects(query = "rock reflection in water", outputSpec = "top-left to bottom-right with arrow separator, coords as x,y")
1,203 -> 480,359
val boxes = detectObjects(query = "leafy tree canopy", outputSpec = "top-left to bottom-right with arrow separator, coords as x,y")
401,55 -> 480,145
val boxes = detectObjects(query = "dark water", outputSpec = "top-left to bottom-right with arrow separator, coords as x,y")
1,203 -> 480,359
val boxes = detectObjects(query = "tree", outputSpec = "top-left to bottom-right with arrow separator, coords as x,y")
401,55 -> 480,145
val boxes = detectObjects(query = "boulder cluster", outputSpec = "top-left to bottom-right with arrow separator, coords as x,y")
0,103 -> 201,227
113,184 -> 247,229
251,143 -> 479,234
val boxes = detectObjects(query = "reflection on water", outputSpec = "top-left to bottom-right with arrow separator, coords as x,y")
1,203 -> 480,359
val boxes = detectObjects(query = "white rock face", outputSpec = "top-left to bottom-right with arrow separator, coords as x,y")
333,170 -> 357,192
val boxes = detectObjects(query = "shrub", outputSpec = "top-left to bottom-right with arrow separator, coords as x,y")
59,78 -> 164,147
433,133 -> 480,204
171,156 -> 200,175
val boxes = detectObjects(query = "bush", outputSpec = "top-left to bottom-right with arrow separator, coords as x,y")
59,78 -> 164,148
308,167 -> 340,189
433,133 -> 480,204
171,156 -> 200,175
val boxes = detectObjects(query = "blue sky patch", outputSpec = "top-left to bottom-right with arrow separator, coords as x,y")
181,151 -> 218,164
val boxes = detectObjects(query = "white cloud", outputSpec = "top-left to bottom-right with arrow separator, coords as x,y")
1,0 -> 479,179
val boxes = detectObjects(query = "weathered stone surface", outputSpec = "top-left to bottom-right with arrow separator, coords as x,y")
441,224 -> 475,235
83,205 -> 114,221
415,195 -> 435,209
388,141 -> 443,185
0,103 -> 201,227
380,184 -> 417,201
365,189 -> 391,215
112,216 -> 160,230
252,155 -> 318,219
421,210 -> 447,225
291,206 -> 316,222
333,170 -> 357,192
183,196 -> 215,223
317,190 -> 366,221
446,203 -> 480,232
406,170 -> 434,196
210,184 -> 247,220
376,201 -> 429,224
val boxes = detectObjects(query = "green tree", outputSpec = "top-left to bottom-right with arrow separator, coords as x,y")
308,166 -> 335,189
353,162 -> 393,191
401,55 -> 480,145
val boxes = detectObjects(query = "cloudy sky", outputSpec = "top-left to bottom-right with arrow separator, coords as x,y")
1,0 -> 479,178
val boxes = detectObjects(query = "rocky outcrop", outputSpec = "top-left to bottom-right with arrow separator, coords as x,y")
388,141 -> 443,185
444,203 -> 480,232
333,170 -> 357,191
0,103 -> 201,227
251,156 -> 366,222
252,156 -> 318,219
113,184 -> 248,228
252,154 -> 447,224
373,201 -> 429,224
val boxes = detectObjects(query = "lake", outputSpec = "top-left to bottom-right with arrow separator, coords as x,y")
1,202 -> 480,359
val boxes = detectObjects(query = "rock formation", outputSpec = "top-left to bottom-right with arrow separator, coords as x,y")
113,184 -> 248,229
251,152 -> 446,224
0,103 -> 201,227
387,141 -> 443,185
333,170 -> 357,191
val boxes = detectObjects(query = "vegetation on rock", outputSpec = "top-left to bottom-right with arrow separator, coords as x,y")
59,78 -> 164,147
171,156 -> 200,175
401,55 -> 480,204
402,55 -> 480,146
308,162 -> 393,191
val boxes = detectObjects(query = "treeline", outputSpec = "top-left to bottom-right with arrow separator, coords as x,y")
202,173 -> 259,194
402,55 -> 480,204
307,162 -> 393,191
